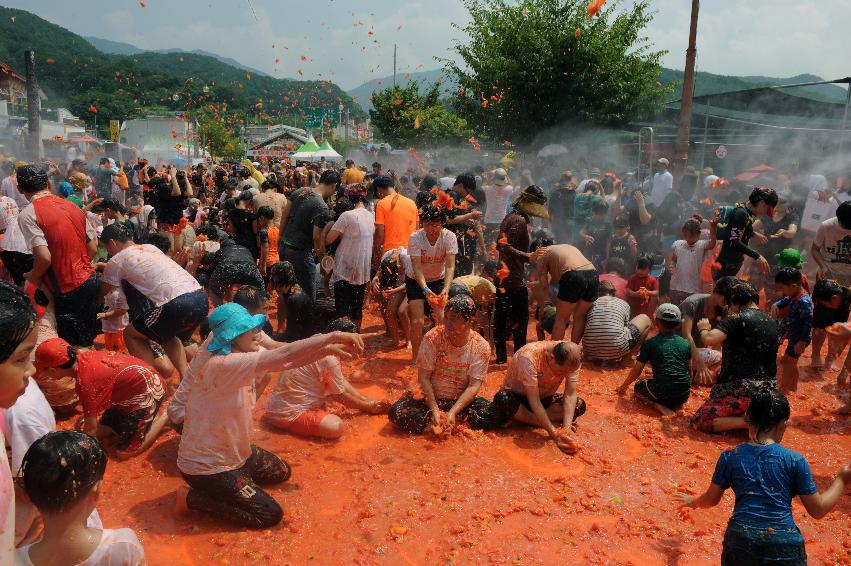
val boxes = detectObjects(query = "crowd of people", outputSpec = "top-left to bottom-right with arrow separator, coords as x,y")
0,151 -> 848,565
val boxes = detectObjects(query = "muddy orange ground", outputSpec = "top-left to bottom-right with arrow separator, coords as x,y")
89,311 -> 850,566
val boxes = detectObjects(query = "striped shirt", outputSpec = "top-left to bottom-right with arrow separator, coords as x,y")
582,296 -> 632,360
417,326 -> 489,400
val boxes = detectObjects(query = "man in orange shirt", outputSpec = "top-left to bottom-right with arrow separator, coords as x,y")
372,176 -> 418,268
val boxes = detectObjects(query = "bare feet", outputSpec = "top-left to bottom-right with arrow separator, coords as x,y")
175,487 -> 190,516
653,403 -> 676,417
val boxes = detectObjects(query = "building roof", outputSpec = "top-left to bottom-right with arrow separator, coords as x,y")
0,58 -> 48,100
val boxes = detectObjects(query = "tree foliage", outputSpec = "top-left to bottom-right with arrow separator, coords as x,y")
443,0 -> 674,145
196,108 -> 244,159
370,81 -> 471,147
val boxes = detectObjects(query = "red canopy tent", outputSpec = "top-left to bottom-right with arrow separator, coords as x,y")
735,165 -> 776,182
70,135 -> 98,143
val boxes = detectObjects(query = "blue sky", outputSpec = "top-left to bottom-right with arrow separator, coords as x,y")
5,0 -> 850,90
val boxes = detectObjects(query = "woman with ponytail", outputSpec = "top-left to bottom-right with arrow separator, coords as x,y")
680,388 -> 851,565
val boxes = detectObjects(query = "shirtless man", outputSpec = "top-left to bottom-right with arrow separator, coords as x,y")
534,244 -> 599,343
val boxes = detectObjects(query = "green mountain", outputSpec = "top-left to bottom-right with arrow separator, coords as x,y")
85,36 -> 272,79
349,68 -> 848,112
0,5 -> 364,135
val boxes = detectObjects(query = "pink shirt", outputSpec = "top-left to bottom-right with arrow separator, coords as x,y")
503,341 -> 580,397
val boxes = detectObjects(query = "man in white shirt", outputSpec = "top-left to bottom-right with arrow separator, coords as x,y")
702,166 -> 719,190
1,161 -> 28,209
649,158 -> 674,207
438,167 -> 456,191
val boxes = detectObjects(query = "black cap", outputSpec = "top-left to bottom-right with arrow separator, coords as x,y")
71,158 -> 87,166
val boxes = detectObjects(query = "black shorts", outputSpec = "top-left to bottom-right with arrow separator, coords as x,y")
812,302 -> 851,329
405,277 -> 446,302
100,396 -> 165,451
492,389 -> 588,422
712,260 -> 743,281
557,268 -> 599,303
54,273 -> 102,347
132,289 -> 208,343
634,379 -> 690,411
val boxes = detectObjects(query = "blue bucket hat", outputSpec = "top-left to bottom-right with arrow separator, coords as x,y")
58,180 -> 75,198
207,303 -> 267,355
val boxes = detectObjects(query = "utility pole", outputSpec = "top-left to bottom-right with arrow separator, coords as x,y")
674,0 -> 699,177
393,44 -> 397,88
24,50 -> 42,160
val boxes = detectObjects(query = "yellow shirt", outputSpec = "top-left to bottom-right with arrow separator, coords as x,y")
341,167 -> 365,185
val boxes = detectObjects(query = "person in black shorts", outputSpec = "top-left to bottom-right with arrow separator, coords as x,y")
535,244 -> 599,343
810,278 -> 851,371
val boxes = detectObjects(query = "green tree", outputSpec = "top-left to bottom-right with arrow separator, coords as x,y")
197,109 -> 244,159
370,81 -> 471,147
444,0 -> 674,145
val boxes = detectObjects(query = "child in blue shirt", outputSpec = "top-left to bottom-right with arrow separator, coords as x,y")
680,388 -> 850,566
772,268 -> 813,393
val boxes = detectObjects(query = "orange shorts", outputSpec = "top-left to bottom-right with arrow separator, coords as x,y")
269,410 -> 329,437
104,332 -> 126,352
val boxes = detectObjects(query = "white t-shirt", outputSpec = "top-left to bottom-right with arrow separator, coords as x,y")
406,228 -> 458,282
102,288 -> 130,333
483,184 -> 514,224
814,217 -> 851,280
650,170 -> 674,207
330,207 -> 375,285
2,175 -> 28,209
438,176 -> 455,191
703,174 -> 719,189
417,327 -> 490,400
265,356 -> 347,422
18,528 -> 146,566
0,195 -> 18,232
102,244 -> 201,307
670,239 -> 712,294
176,338 -> 264,476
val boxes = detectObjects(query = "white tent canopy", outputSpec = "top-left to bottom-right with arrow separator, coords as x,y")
314,140 -> 342,161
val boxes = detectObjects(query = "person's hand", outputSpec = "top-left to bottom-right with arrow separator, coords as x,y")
696,318 -> 712,333
328,331 -> 365,359
753,233 -> 768,245
770,230 -> 785,239
469,209 -> 483,220
554,431 -> 580,455
769,303 -> 779,318
837,462 -> 851,483
793,341 -> 807,356
827,323 -> 851,338
616,383 -> 629,395
583,234 -> 595,246
366,399 -> 391,414
634,191 -> 645,205
531,247 -> 548,262
694,361 -> 715,386
818,265 -> 835,280
676,493 -> 696,508
168,166 -> 177,176
96,311 -> 108,320
445,411 -> 457,430
756,256 -> 770,274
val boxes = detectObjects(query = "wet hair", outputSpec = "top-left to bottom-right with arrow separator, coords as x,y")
378,255 -> 399,288
748,186 -> 778,208
552,341 -> 576,366
774,268 -> 803,286
372,176 -> 394,192
635,254 -> 653,270
712,276 -> 739,298
20,431 -> 107,514
682,218 -> 701,234
16,165 -> 49,193
591,200 -> 609,215
415,190 -> 436,209
100,199 -> 126,214
482,258 -> 500,278
725,281 -> 760,308
448,283 -> 472,299
319,170 -> 341,187
530,229 -> 555,252
421,175 -> 438,191
419,204 -> 446,223
269,261 -> 298,289
233,285 -> 267,311
333,196 -> 354,218
261,179 -> 279,191
196,225 -> 220,241
99,222 -> 132,244
837,201 -> 851,230
598,280 -> 616,297
745,388 -> 790,437
0,282 -> 37,364
327,317 -> 357,333
614,214 -> 630,229
454,173 -> 476,193
143,233 -> 171,255
606,257 -> 626,277
446,294 -> 478,320
812,278 -> 844,302
237,190 -> 254,202
256,206 -> 274,220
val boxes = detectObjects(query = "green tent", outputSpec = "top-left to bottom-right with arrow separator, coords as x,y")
293,137 -> 320,157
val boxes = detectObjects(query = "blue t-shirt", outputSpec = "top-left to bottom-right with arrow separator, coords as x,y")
711,443 -> 817,533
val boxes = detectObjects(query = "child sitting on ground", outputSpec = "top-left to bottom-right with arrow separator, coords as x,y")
264,318 -> 390,438
617,303 -> 692,416
772,268 -> 813,393
17,431 -> 146,566
626,254 -> 659,318
680,388 -> 851,564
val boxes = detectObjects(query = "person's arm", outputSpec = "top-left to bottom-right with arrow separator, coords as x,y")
533,257 -> 551,305
325,227 -> 343,245
446,379 -> 483,428
372,224 -> 385,268
618,361 -> 646,394
182,175 -> 194,197
560,377 -> 579,431
411,255 -> 429,292
26,245 -> 51,286
83,197 -> 104,212
696,318 -> 727,347
811,241 -> 832,278
97,307 -> 128,321
679,483 -> 725,508
336,380 -> 389,414
312,224 -> 326,261
446,210 -> 482,224
799,463 -> 851,519
418,367 -> 442,427
706,217 -> 718,250
278,199 -> 292,233
169,167 -> 181,196
82,414 -> 100,438
635,192 -> 652,225
259,242 -> 269,276
501,219 -> 532,262
441,254 -> 456,296
683,316 -> 711,385
525,383 -> 557,438
252,331 -> 364,375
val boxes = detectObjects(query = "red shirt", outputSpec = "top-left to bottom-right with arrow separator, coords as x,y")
75,351 -> 165,417
626,273 -> 658,318
32,194 -> 94,293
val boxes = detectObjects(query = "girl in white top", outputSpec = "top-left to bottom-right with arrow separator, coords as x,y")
405,205 -> 458,360
175,302 -> 364,529
17,430 -> 146,566
0,282 -> 41,564
482,168 -> 514,227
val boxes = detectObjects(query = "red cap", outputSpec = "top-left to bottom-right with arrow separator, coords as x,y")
34,338 -> 72,372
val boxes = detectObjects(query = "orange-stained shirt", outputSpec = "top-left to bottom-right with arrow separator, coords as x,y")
341,167 -> 365,185
375,192 -> 418,254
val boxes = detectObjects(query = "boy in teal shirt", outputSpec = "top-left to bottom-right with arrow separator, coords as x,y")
617,303 -> 692,416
